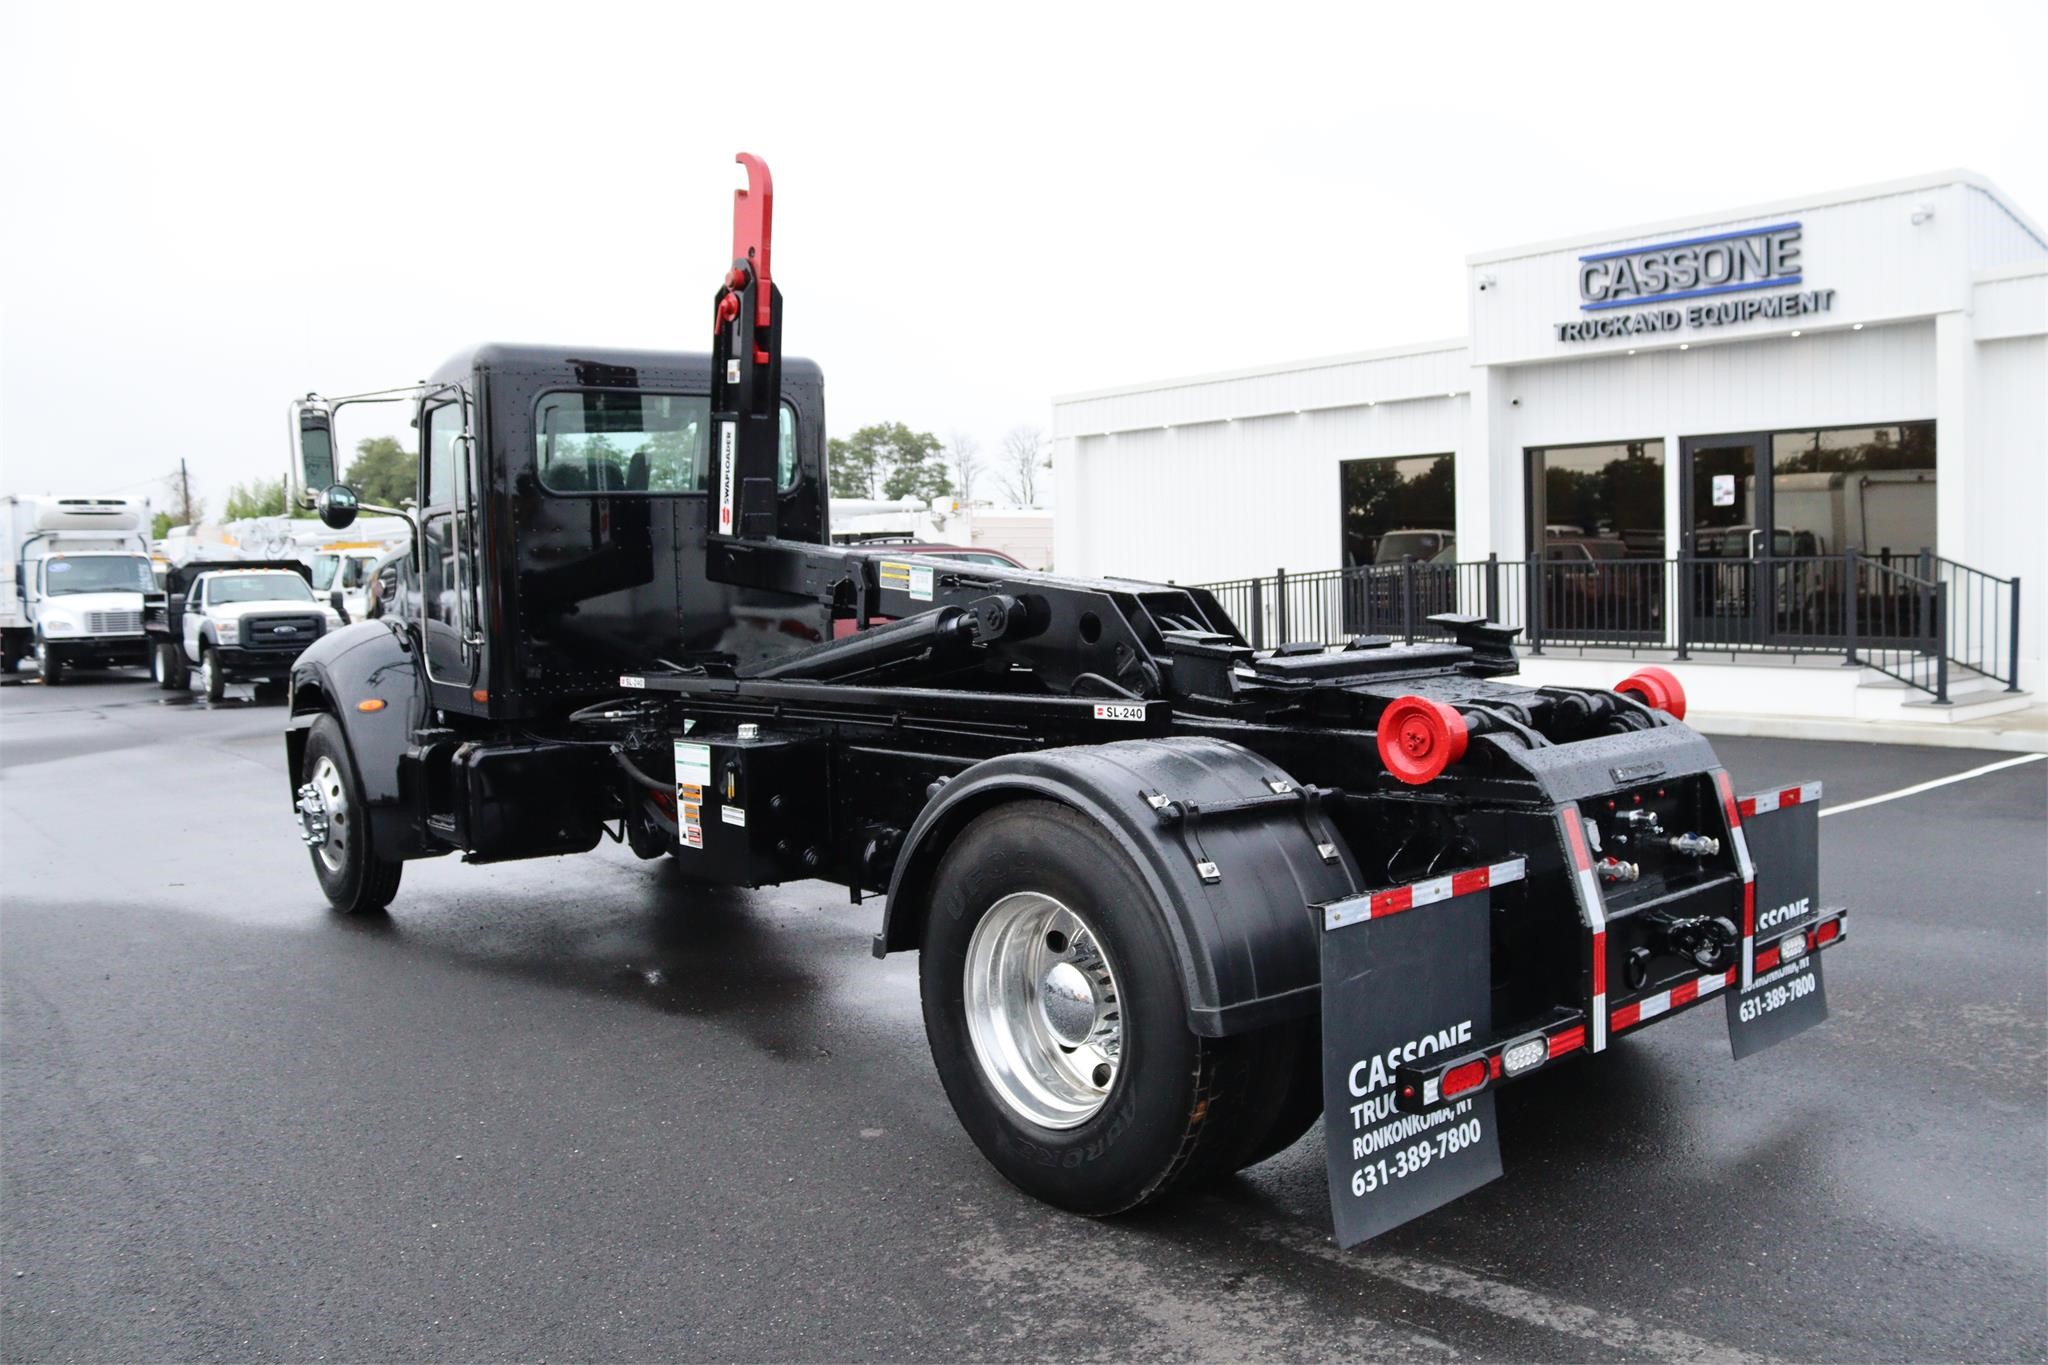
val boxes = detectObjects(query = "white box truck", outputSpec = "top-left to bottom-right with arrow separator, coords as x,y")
1,495 -> 155,683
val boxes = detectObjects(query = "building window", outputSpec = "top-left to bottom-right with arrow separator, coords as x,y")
1769,422 -> 1935,562
1525,439 -> 1667,560
1339,454 -> 1456,567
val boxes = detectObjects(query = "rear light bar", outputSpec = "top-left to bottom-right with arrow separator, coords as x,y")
1754,909 -> 1848,974
1393,1014 -> 1590,1114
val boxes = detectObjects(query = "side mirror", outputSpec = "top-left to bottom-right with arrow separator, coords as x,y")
329,588 -> 350,624
317,484 -> 360,529
289,399 -> 340,508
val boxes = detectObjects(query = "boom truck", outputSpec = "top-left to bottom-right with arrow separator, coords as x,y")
279,155 -> 1845,1244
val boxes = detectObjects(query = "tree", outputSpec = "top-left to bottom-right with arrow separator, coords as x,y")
880,425 -> 952,502
223,478 -> 289,520
828,436 -> 876,499
345,436 -> 415,506
150,511 -> 174,540
947,432 -> 983,503
828,423 -> 951,502
999,425 -> 1047,505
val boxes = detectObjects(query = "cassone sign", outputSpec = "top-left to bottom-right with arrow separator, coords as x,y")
1556,220 -> 1834,343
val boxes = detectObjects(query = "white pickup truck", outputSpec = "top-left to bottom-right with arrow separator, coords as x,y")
148,562 -> 344,702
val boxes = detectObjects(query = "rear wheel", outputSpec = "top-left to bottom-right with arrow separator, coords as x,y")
919,800 -> 1299,1215
199,646 -> 225,701
151,641 -> 182,690
297,714 -> 402,915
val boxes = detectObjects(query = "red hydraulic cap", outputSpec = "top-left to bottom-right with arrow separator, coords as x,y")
1376,695 -> 1470,785
1615,665 -> 1687,720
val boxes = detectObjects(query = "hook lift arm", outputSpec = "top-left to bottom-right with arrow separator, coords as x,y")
706,153 -> 784,550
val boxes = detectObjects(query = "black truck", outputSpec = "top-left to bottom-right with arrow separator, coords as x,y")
279,155 -> 1844,1243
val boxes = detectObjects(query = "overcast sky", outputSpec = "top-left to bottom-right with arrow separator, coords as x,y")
2,1 -> 2042,513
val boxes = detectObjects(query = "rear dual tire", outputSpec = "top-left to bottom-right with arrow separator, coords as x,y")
919,801 -> 1320,1216
152,641 -> 188,691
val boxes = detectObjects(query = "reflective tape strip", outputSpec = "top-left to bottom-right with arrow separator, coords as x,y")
1737,781 -> 1823,818
1557,803 -> 1609,1052
1609,966 -> 1738,1035
1321,857 -> 1527,930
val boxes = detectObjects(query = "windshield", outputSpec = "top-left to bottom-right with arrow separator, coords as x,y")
45,555 -> 153,595
1374,531 -> 1452,564
205,573 -> 314,605
313,554 -> 374,590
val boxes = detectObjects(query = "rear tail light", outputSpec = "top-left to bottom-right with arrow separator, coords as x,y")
1440,1058 -> 1489,1099
1813,919 -> 1841,947
1616,665 -> 1687,720
1376,695 -> 1470,786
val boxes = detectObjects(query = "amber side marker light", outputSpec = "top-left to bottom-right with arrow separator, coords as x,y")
472,689 -> 489,704
356,699 -> 386,713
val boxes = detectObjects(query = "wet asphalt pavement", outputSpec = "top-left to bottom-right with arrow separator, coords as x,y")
2,671 -> 2043,1362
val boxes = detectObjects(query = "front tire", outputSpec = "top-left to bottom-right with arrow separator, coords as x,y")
40,650 -> 66,685
298,714 -> 402,916
199,646 -> 225,701
919,800 -> 1297,1215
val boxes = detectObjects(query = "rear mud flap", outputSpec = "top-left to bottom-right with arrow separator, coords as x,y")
1727,783 -> 1828,1059
1318,866 -> 1509,1246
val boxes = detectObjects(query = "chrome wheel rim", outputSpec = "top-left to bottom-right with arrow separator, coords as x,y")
151,647 -> 163,683
201,654 -> 216,695
963,892 -> 1123,1130
305,754 -> 350,873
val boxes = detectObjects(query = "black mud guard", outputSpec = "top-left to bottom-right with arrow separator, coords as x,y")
284,623 -> 432,857
875,736 -> 1363,1037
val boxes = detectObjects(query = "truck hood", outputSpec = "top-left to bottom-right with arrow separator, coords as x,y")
210,599 -> 341,625
38,591 -> 145,618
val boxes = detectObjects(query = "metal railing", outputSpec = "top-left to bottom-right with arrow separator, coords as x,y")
1196,551 -> 2023,704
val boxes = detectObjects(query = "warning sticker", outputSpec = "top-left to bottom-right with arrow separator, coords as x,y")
721,805 -> 747,828
717,422 -> 737,535
879,560 -> 912,591
674,741 -> 712,849
908,564 -> 934,602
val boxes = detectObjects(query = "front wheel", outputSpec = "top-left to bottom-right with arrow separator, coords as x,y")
199,647 -> 225,701
40,650 -> 66,685
919,800 -> 1298,1215
297,714 -> 402,915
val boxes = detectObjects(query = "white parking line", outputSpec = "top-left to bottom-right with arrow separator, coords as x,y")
1819,752 -> 2045,818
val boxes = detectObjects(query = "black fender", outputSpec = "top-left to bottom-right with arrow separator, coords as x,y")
877,737 -> 1363,1037
285,621 -> 433,857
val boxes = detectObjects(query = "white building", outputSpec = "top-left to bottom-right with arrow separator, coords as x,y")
1053,170 -> 2045,725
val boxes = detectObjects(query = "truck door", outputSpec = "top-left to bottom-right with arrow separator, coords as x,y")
418,392 -> 480,693
183,578 -> 205,658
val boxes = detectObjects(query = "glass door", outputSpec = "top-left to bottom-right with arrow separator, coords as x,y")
1681,434 -> 1769,647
